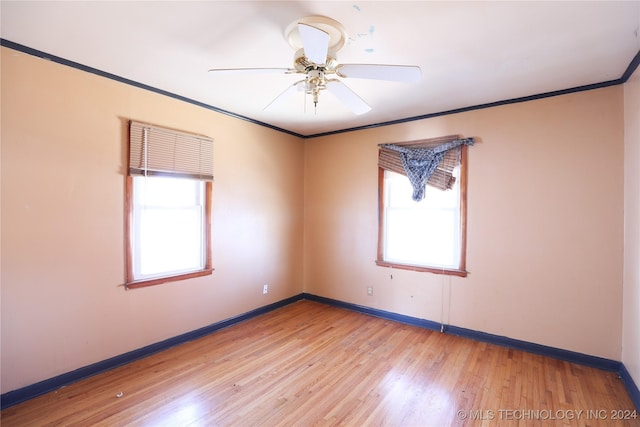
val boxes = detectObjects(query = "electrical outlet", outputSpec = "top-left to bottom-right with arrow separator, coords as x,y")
367,286 -> 373,296
263,284 -> 268,294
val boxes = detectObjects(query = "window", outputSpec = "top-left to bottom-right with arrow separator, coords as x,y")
126,121 -> 214,289
376,136 -> 471,276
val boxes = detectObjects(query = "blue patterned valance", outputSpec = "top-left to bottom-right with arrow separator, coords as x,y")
379,137 -> 474,201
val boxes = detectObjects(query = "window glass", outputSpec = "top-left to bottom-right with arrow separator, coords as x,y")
129,176 -> 209,284
379,167 -> 464,274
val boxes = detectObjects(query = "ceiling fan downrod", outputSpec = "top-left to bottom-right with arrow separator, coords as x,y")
305,68 -> 327,111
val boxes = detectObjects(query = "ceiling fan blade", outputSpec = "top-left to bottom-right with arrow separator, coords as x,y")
208,68 -> 292,75
298,23 -> 330,65
336,64 -> 421,82
326,80 -> 371,115
263,80 -> 305,111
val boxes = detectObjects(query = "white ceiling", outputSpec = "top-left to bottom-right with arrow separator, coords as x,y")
2,1 -> 639,137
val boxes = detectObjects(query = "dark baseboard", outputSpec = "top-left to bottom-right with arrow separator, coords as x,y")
3,292 -> 638,412
303,293 -> 620,371
302,293 -> 444,331
303,293 -> 639,410
619,364 -> 640,411
0,294 -> 304,410
444,324 -> 621,372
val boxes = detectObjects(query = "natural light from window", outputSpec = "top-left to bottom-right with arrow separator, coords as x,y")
132,176 -> 205,280
383,170 -> 461,270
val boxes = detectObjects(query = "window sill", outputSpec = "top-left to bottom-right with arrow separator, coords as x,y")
375,260 -> 467,277
126,268 -> 214,289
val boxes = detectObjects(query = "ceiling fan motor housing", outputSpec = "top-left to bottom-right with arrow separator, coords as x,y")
293,49 -> 338,73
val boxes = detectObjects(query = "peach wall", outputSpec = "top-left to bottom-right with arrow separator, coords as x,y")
0,47 -> 304,393
1,42 -> 631,396
623,66 -> 640,386
304,87 -> 625,360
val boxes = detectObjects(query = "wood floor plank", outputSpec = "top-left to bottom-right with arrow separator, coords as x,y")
1,300 -> 638,426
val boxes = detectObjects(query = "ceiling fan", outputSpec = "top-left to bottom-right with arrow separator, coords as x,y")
208,16 -> 421,115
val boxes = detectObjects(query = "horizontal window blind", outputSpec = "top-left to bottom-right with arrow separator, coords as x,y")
129,121 -> 214,181
378,135 -> 462,191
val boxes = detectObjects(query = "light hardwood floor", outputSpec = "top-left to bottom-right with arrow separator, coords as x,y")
1,300 -> 638,426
